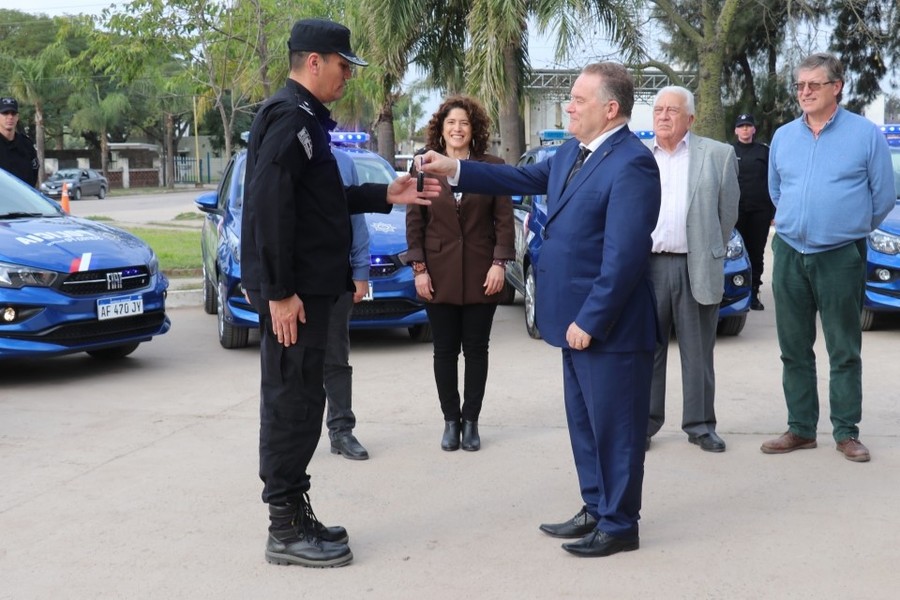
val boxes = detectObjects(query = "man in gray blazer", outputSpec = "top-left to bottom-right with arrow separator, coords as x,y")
645,86 -> 739,453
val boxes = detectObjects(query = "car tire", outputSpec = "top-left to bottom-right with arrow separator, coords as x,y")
218,279 -> 249,349
202,265 -> 217,315
86,342 -> 140,359
497,279 -> 517,305
524,264 -> 542,339
717,313 -> 747,336
73,187 -> 82,201
408,323 -> 433,343
98,186 -> 107,199
860,308 -> 876,331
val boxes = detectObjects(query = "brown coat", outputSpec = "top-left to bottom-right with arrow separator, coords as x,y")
406,153 -> 515,305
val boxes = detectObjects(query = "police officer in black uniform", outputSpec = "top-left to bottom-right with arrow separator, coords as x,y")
0,97 -> 39,187
241,18 -> 435,568
732,113 -> 773,310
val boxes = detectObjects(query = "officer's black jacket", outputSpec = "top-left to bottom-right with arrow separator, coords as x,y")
241,79 -> 391,302
0,131 -> 39,187
732,140 -> 773,215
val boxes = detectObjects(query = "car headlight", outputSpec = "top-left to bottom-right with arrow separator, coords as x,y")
148,252 -> 160,276
868,229 -> 900,255
0,260 -> 59,288
726,233 -> 745,259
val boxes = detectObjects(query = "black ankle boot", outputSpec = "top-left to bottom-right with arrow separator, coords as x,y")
265,496 -> 352,568
461,420 -> 481,451
750,287 -> 764,310
441,420 -> 461,451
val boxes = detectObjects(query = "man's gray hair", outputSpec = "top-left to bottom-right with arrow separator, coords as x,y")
795,52 -> 844,103
654,86 -> 695,116
582,62 -> 635,118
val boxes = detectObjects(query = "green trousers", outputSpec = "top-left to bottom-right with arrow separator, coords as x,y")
771,235 -> 867,442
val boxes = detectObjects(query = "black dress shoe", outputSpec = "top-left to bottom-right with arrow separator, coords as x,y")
539,506 -> 598,538
441,420 -> 461,451
750,297 -> 765,310
330,433 -> 369,460
645,435 -> 651,451
688,432 -> 726,452
561,530 -> 639,557
461,420 -> 480,451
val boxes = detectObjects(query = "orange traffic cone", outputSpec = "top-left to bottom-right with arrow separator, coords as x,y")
61,182 -> 71,214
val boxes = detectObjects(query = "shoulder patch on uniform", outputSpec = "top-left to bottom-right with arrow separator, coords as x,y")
297,127 -> 313,159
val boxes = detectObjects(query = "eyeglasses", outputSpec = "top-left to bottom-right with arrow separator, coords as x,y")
791,81 -> 835,92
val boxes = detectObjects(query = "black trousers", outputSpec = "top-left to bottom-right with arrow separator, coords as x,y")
424,302 -> 498,422
252,294 -> 335,505
736,209 -> 772,290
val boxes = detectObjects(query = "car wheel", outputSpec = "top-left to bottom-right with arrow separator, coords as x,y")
86,342 -> 140,359
217,279 -> 249,349
524,264 -> 542,339
860,308 -> 876,331
98,186 -> 107,199
202,265 -> 217,315
408,323 -> 433,342
73,187 -> 82,201
497,279 -> 517,305
717,313 -> 747,336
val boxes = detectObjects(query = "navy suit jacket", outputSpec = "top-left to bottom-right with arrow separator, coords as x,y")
457,126 -> 661,351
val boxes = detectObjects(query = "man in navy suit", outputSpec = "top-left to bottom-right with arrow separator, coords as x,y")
419,62 -> 661,557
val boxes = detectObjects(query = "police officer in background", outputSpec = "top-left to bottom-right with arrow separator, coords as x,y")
732,113 -> 773,310
0,97 -> 39,187
241,18 -> 436,568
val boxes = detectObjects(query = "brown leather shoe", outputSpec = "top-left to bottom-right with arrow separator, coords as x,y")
836,438 -> 870,462
760,431 -> 817,454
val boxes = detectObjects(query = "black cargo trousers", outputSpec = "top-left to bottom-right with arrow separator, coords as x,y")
250,292 -> 337,504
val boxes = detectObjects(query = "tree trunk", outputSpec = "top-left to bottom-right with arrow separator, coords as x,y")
34,102 -> 46,183
375,80 -> 396,164
166,112 -> 176,190
100,128 -> 109,176
694,43 -> 727,141
498,42 -> 523,165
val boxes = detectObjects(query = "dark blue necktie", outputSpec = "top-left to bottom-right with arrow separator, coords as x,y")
565,146 -> 591,187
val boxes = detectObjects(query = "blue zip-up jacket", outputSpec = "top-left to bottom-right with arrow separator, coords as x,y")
768,107 -> 894,254
350,213 -> 370,282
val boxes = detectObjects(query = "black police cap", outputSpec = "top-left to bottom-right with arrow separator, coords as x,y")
287,18 -> 368,67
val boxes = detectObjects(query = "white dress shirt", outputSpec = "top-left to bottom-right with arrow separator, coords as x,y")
651,131 -> 691,253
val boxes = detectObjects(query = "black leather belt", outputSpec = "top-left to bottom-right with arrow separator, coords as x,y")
653,251 -> 687,256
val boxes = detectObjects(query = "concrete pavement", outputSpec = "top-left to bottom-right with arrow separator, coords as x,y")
2,292 -> 899,599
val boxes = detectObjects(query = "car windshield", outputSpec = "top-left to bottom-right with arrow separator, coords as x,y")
0,170 -> 63,217
48,169 -> 82,180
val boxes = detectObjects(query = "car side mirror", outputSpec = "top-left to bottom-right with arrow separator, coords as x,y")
194,191 -> 219,213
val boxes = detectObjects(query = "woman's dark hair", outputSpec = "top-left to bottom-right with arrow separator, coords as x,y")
424,95 -> 492,156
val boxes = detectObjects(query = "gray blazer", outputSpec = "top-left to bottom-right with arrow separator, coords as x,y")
685,134 -> 740,305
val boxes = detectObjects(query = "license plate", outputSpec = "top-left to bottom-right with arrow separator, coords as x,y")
362,282 -> 374,301
97,294 -> 144,320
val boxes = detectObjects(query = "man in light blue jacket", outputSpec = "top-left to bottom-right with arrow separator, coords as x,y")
763,52 -> 895,463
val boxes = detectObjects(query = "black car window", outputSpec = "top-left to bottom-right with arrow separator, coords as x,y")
218,155 -> 237,212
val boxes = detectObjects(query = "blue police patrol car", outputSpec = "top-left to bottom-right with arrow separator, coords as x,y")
0,169 -> 170,359
195,132 -> 430,348
861,128 -> 900,330
503,129 -> 751,339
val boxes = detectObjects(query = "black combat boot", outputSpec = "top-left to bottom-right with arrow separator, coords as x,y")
265,495 -> 352,567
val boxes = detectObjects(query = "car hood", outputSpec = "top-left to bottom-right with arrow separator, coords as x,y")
878,202 -> 900,235
0,216 -> 154,271
365,207 -> 409,255
42,178 -> 78,186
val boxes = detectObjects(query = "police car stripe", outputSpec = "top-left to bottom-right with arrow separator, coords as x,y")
69,252 -> 92,272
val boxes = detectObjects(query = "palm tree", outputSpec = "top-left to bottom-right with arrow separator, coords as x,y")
9,47 -> 67,183
69,85 -> 131,176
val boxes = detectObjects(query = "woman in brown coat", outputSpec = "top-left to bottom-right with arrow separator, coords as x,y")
406,95 -> 515,452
